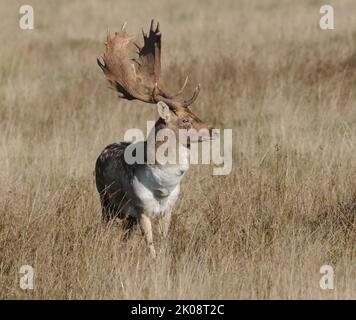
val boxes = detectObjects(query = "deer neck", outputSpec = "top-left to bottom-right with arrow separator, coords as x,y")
144,118 -> 189,172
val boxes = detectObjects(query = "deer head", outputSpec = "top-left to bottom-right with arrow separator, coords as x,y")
97,20 -> 216,144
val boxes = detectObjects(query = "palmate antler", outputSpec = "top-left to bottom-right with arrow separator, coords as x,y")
97,20 -> 200,110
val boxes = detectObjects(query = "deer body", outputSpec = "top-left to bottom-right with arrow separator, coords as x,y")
95,20 -> 214,257
96,134 -> 189,219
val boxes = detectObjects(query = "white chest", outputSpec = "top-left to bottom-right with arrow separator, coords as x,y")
133,165 -> 186,218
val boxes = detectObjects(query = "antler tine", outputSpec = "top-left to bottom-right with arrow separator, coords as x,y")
97,57 -> 105,71
106,28 -> 111,44
121,21 -> 128,31
171,76 -> 189,98
182,84 -> 201,107
142,28 -> 147,38
149,19 -> 161,34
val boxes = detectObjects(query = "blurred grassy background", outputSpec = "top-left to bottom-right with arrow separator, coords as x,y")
0,0 -> 355,299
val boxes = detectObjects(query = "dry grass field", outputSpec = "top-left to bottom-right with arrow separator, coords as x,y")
0,0 -> 355,299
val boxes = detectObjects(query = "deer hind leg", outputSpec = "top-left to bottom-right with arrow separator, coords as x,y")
100,193 -> 113,223
100,196 -> 123,223
122,215 -> 138,241
159,210 -> 172,238
139,214 -> 156,258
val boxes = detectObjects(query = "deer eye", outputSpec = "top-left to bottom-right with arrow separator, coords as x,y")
181,118 -> 190,124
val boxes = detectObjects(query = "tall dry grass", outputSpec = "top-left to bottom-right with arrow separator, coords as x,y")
0,0 -> 355,299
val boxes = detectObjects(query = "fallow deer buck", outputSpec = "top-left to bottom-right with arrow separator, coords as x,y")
95,20 -> 216,257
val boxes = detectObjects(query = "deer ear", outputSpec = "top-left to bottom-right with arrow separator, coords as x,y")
157,101 -> 170,120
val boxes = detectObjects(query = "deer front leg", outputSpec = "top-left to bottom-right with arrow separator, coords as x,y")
139,214 -> 156,258
159,210 -> 172,238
